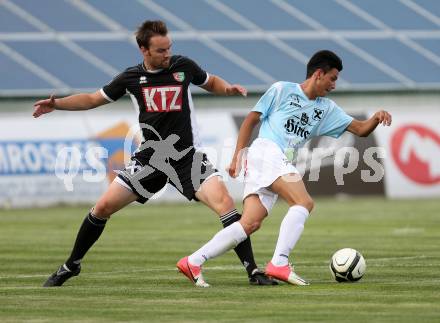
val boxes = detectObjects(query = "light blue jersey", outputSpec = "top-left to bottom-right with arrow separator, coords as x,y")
252,81 -> 353,160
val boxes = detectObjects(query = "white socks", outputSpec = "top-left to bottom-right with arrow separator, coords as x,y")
271,205 -> 309,267
187,206 -> 309,268
188,222 -> 247,266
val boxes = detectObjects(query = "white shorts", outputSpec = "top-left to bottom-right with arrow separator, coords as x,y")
243,138 -> 299,213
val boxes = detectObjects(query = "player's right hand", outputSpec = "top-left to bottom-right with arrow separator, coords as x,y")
227,154 -> 242,178
227,84 -> 248,97
33,94 -> 56,118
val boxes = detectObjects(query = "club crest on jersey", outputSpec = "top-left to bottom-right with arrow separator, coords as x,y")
173,72 -> 185,82
139,76 -> 147,84
313,108 -> 324,120
300,113 -> 309,125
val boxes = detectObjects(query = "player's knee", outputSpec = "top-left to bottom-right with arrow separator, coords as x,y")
211,191 -> 234,213
286,196 -> 314,213
220,192 -> 234,208
250,220 -> 262,233
93,200 -> 115,219
240,219 -> 262,235
300,197 -> 314,213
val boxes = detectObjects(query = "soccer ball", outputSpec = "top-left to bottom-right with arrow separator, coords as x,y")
329,248 -> 366,282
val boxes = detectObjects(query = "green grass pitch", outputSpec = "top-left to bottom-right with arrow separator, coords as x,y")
1,197 -> 439,322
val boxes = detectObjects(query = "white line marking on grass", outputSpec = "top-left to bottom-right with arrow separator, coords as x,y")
368,263 -> 439,267
392,228 -> 425,235
362,278 -> 440,285
0,274 -> 49,279
367,255 -> 429,262
0,266 -> 244,280
2,256 -> 434,280
302,255 -> 432,266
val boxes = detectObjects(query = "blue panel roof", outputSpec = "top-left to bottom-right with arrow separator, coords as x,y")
156,0 -> 248,31
86,0 -> 183,31
217,39 -> 304,81
282,39 -> 398,85
172,40 -> 263,85
221,0 -> 313,30
413,0 -> 440,17
0,7 -> 39,32
0,0 -> 439,95
0,51 -> 53,90
412,38 -> 440,57
5,41 -> 111,88
74,40 -> 141,72
12,0 -> 109,32
285,0 -> 379,30
350,0 -> 439,30
351,39 -> 440,83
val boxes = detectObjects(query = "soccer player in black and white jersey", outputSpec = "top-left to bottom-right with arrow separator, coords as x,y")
33,20 -> 276,287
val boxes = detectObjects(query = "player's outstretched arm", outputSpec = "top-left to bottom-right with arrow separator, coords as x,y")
347,110 -> 392,137
33,90 -> 110,118
201,75 -> 247,97
227,111 -> 261,178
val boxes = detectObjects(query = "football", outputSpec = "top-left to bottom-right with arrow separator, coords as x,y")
329,248 -> 366,282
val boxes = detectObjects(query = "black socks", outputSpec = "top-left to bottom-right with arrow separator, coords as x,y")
65,212 -> 107,270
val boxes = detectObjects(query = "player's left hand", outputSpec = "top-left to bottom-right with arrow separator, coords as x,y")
374,110 -> 392,126
226,85 -> 247,97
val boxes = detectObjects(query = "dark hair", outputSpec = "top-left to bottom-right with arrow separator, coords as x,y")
135,20 -> 168,48
306,50 -> 343,78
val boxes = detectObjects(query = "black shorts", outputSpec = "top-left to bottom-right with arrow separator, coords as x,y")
116,148 -> 218,203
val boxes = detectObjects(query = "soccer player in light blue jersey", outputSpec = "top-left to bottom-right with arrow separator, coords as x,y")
177,50 -> 392,287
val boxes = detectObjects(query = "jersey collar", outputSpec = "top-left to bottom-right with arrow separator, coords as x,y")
142,62 -> 163,74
